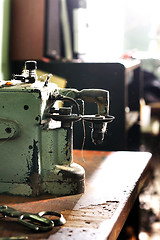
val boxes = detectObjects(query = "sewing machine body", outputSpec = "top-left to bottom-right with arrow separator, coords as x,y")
0,61 -> 114,196
0,81 -> 83,196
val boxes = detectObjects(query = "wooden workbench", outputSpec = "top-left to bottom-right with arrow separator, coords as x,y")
0,150 -> 152,239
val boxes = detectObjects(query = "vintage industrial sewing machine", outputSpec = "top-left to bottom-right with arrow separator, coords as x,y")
0,61 -> 114,197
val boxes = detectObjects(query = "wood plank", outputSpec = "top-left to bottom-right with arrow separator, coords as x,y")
10,0 -> 45,60
0,150 -> 152,239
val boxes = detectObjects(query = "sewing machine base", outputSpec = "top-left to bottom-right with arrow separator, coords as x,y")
0,163 -> 85,196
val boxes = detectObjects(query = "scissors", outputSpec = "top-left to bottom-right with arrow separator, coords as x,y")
0,205 -> 66,232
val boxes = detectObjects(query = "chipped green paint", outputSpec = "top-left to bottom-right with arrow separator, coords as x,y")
0,81 -> 85,196
0,118 -> 19,139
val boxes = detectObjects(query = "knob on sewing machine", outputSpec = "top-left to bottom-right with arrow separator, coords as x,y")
0,61 -> 114,197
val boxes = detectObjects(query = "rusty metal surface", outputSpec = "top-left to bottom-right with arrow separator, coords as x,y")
0,150 -> 152,239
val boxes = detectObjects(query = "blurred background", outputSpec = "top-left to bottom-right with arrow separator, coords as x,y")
1,0 -> 160,78
1,0 -> 160,239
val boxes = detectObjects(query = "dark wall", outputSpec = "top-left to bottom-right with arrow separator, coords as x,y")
11,61 -> 134,151
38,61 -> 126,151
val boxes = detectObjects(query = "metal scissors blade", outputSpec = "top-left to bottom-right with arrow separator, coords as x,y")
0,237 -> 28,240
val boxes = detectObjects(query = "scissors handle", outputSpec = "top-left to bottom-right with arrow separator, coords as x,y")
19,214 -> 54,232
38,211 -> 66,226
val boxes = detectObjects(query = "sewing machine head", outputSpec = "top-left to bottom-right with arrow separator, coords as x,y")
0,61 -> 114,197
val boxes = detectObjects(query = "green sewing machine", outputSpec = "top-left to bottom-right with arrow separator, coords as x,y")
0,61 -> 114,197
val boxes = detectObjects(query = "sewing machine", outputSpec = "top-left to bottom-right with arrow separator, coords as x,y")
0,61 -> 114,197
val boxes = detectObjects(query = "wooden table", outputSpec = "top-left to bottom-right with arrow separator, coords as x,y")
0,150 -> 152,239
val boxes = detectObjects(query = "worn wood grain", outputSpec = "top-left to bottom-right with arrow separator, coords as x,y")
0,150 -> 152,239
